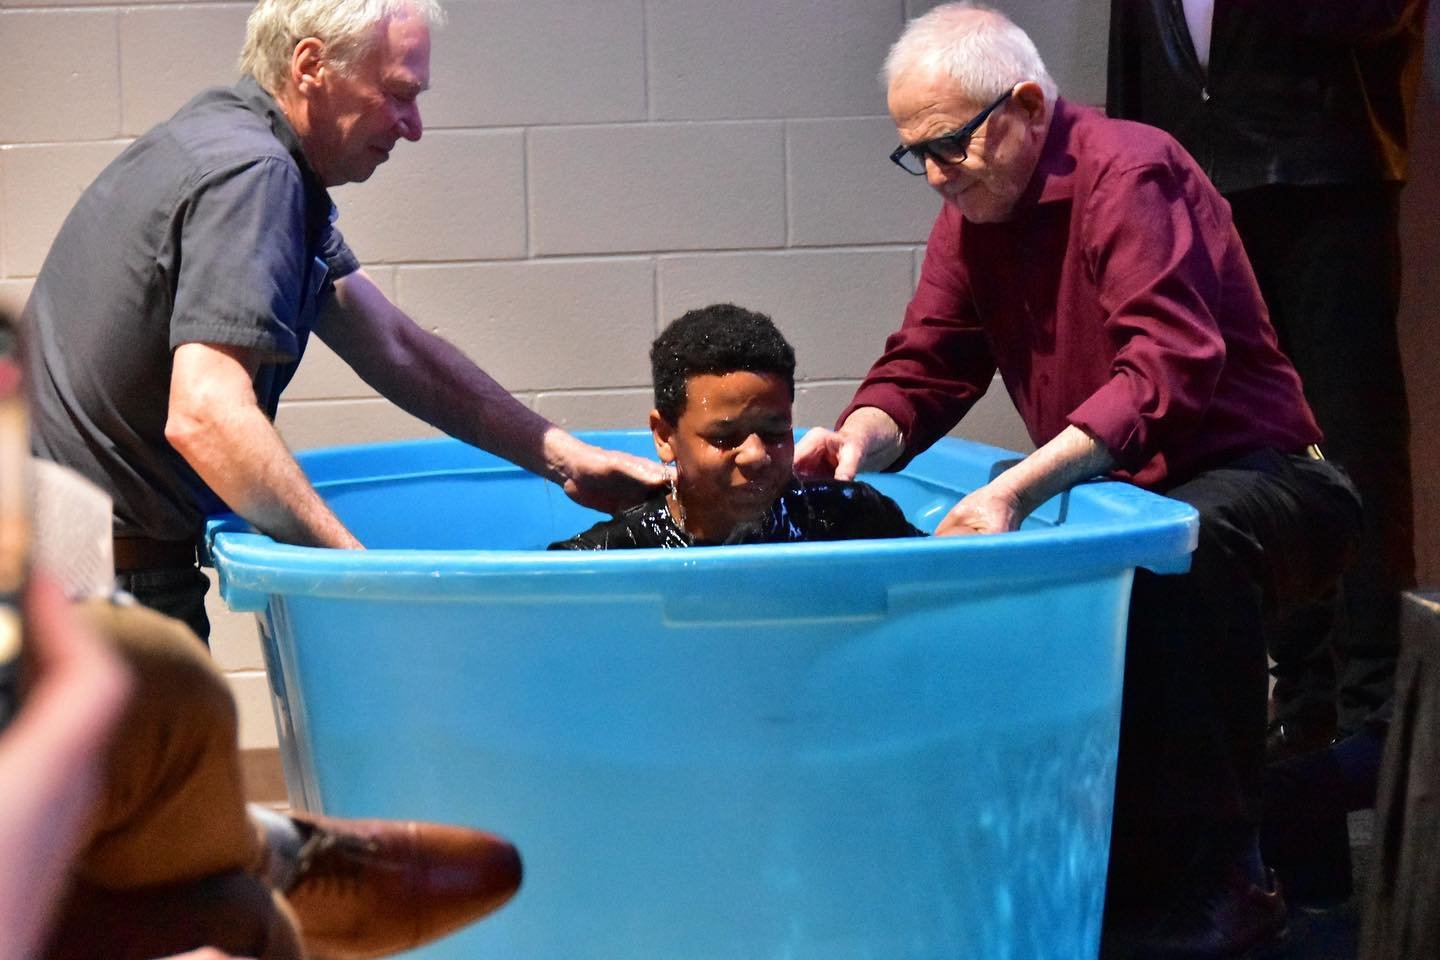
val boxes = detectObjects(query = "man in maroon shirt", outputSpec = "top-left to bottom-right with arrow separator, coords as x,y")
795,4 -> 1361,958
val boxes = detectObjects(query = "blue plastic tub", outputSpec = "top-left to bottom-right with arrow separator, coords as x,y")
208,431 -> 1197,960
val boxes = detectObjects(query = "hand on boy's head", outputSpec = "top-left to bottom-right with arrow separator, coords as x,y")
796,408 -> 905,480
793,428 -> 862,481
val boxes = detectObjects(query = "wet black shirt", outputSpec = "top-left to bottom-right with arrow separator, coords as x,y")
549,480 -> 925,550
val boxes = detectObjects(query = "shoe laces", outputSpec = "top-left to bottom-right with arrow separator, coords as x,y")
291,825 -> 382,896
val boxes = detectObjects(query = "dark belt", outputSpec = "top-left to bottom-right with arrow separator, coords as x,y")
113,536 -> 198,572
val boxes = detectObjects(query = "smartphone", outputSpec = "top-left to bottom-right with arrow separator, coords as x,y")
0,315 -> 29,731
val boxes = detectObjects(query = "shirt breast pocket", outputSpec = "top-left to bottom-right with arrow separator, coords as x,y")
297,254 -> 332,335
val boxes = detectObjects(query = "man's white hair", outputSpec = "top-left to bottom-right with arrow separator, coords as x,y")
240,0 -> 446,94
882,2 -> 1058,105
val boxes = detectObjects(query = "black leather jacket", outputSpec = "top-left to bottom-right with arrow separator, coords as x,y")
1107,0 -> 1427,192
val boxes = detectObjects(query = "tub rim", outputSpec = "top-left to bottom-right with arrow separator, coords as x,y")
206,433 -> 1198,612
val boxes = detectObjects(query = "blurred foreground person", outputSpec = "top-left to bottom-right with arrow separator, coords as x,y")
0,305 -> 521,960
10,463 -> 522,960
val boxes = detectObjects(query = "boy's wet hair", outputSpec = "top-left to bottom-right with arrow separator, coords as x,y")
650,303 -> 796,422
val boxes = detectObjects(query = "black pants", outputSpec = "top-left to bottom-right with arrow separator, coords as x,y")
1230,183 -> 1415,734
1111,451 -> 1361,853
115,565 -> 212,648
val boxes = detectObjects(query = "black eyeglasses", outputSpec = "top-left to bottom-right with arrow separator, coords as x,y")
889,88 -> 1014,175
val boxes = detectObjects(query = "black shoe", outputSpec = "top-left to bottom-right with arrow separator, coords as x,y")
1261,810 -> 1352,912
1265,713 -> 1336,764
1130,865 -> 1288,959
1260,732 -> 1378,911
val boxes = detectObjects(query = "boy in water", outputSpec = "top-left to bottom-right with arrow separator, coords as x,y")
550,304 -> 923,549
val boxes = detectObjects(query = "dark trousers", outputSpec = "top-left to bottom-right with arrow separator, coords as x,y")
115,565 -> 212,648
1111,451 -> 1361,858
1229,183 -> 1415,734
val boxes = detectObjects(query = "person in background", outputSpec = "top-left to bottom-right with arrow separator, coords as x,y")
23,0 -> 664,645
793,5 -> 1362,956
550,303 -> 923,550
1107,0 -> 1424,808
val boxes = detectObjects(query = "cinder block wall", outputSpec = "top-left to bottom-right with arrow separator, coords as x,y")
0,0 -> 1078,749
3,1 -> 1435,754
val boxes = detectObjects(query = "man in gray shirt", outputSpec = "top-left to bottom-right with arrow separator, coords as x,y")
25,0 -> 664,642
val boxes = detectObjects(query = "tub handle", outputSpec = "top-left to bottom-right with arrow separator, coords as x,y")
662,581 -> 888,624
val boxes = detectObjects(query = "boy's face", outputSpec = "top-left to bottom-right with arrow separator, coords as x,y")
651,371 -> 794,542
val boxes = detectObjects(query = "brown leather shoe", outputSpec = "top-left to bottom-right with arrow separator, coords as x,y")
281,812 -> 522,960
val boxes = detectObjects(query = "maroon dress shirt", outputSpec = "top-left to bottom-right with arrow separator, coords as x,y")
843,98 -> 1321,490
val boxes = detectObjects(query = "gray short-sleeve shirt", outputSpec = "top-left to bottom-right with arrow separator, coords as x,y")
25,78 -> 358,541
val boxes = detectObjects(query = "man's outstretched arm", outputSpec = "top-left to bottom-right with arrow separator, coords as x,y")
320,271 -> 666,514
